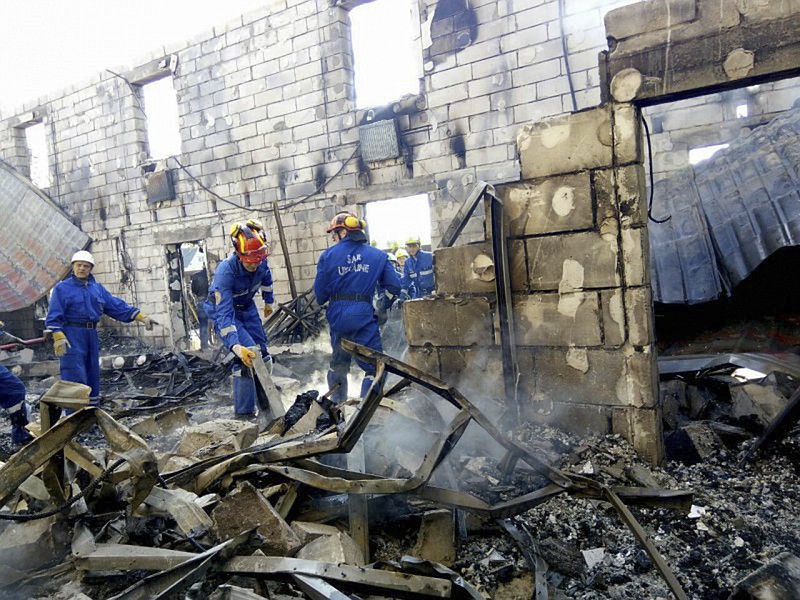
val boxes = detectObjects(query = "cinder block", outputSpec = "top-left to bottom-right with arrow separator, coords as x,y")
612,407 -> 664,464
625,286 -> 654,346
518,105 -> 613,179
613,104 -> 641,166
405,346 -> 441,377
527,346 -> 656,408
526,401 -> 614,436
434,244 -> 495,295
526,231 -> 620,292
513,292 -> 602,346
438,346 -> 504,404
600,288 -> 626,347
403,296 -> 493,347
500,172 -> 593,236
621,226 -> 648,286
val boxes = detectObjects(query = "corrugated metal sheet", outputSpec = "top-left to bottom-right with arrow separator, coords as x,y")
650,106 -> 800,304
0,161 -> 90,311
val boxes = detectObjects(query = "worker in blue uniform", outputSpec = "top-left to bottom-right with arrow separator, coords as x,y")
204,220 -> 275,417
0,322 -> 33,445
374,252 -> 401,325
314,212 -> 401,403
45,250 -> 158,406
401,237 -> 435,299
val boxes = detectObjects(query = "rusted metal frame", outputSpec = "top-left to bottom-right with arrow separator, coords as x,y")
264,410 -> 472,495
347,439 -> 370,563
107,530 -> 251,600
336,361 -> 389,452
375,556 -> 484,600
602,487 -> 689,600
293,574 -> 351,600
272,200 -> 297,299
499,520 -> 549,600
440,181 -> 491,248
486,185 -> 522,426
739,381 -> 800,464
340,340 -> 574,489
578,486 -> 694,513
222,556 -> 452,597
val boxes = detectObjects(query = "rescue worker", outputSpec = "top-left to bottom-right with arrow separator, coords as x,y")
204,220 -> 274,417
395,247 -> 409,269
45,250 -> 158,405
314,212 -> 401,402
0,322 -> 33,445
401,237 -> 435,299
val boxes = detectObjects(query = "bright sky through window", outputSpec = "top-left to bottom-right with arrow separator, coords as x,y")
689,143 -> 730,165
365,194 -> 432,250
350,0 -> 420,108
142,77 -> 182,160
24,122 -> 50,188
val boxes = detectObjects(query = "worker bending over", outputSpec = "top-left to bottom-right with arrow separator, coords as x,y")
401,237 -> 434,299
205,220 -> 274,417
314,212 -> 401,402
45,251 -> 158,405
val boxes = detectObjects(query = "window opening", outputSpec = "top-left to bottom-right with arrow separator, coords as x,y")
24,121 -> 50,188
688,143 -> 730,165
180,242 -> 212,351
349,0 -> 421,108
735,103 -> 749,118
365,193 -> 432,251
141,77 -> 181,159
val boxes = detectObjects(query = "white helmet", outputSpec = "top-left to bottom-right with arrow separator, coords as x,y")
71,250 -> 95,266
387,252 -> 397,263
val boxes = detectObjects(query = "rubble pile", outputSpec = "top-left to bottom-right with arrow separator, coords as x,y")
0,342 -> 798,599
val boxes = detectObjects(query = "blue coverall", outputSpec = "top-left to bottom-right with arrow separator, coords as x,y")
314,232 -> 401,402
375,260 -> 403,321
0,326 -> 32,444
45,274 -> 141,404
204,254 -> 274,415
401,250 -> 435,298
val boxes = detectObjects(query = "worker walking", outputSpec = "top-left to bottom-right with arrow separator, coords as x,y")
0,322 -> 33,445
204,220 -> 274,417
45,250 -> 158,405
401,237 -> 435,299
314,212 -> 401,402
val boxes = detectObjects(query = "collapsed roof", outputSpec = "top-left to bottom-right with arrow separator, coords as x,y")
0,160 -> 90,311
649,104 -> 800,304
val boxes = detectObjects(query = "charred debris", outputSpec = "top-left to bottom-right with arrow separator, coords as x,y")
0,332 -> 799,600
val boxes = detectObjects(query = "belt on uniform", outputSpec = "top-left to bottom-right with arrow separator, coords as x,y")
330,293 -> 372,303
64,321 -> 97,329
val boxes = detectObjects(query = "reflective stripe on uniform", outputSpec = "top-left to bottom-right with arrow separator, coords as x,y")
384,291 -> 395,299
220,325 -> 237,336
5,402 -> 23,414
420,269 -> 433,276
261,285 -> 273,292
409,272 -> 417,278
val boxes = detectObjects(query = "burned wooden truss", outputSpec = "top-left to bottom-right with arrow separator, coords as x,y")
0,343 -> 694,599
263,288 -> 325,345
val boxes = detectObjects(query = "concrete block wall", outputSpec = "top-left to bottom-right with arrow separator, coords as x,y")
0,0 -> 640,348
404,103 -> 663,463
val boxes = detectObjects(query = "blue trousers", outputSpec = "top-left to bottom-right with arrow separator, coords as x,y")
213,303 -> 270,415
60,326 -> 101,403
1,364 -> 31,444
327,320 -> 381,403
196,300 -> 209,349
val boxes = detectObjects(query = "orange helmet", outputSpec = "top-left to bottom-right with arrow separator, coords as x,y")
230,222 -> 269,264
326,212 -> 366,233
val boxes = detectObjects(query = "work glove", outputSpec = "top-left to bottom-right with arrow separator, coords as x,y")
136,313 -> 159,331
232,344 -> 256,368
53,331 -> 71,357
263,303 -> 274,319
399,290 -> 411,303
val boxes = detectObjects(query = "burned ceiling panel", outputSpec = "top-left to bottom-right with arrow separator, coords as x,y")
650,105 -> 800,304
0,161 -> 90,311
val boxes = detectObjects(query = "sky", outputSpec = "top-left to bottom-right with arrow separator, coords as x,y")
0,0 -> 268,116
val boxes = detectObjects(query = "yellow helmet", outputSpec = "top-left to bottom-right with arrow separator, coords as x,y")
405,236 -> 421,246
395,248 -> 409,259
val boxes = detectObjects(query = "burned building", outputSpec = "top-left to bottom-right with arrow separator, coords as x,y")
2,0 -> 800,486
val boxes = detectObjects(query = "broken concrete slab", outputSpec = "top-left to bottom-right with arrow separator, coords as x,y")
290,521 -> 341,546
175,419 -> 258,459
131,407 -> 190,437
411,509 -> 456,567
296,531 -> 365,566
731,384 -> 788,428
729,552 -> 800,600
211,482 -> 301,556
0,516 -> 67,572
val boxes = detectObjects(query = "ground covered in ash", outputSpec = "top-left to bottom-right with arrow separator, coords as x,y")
449,425 -> 800,599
